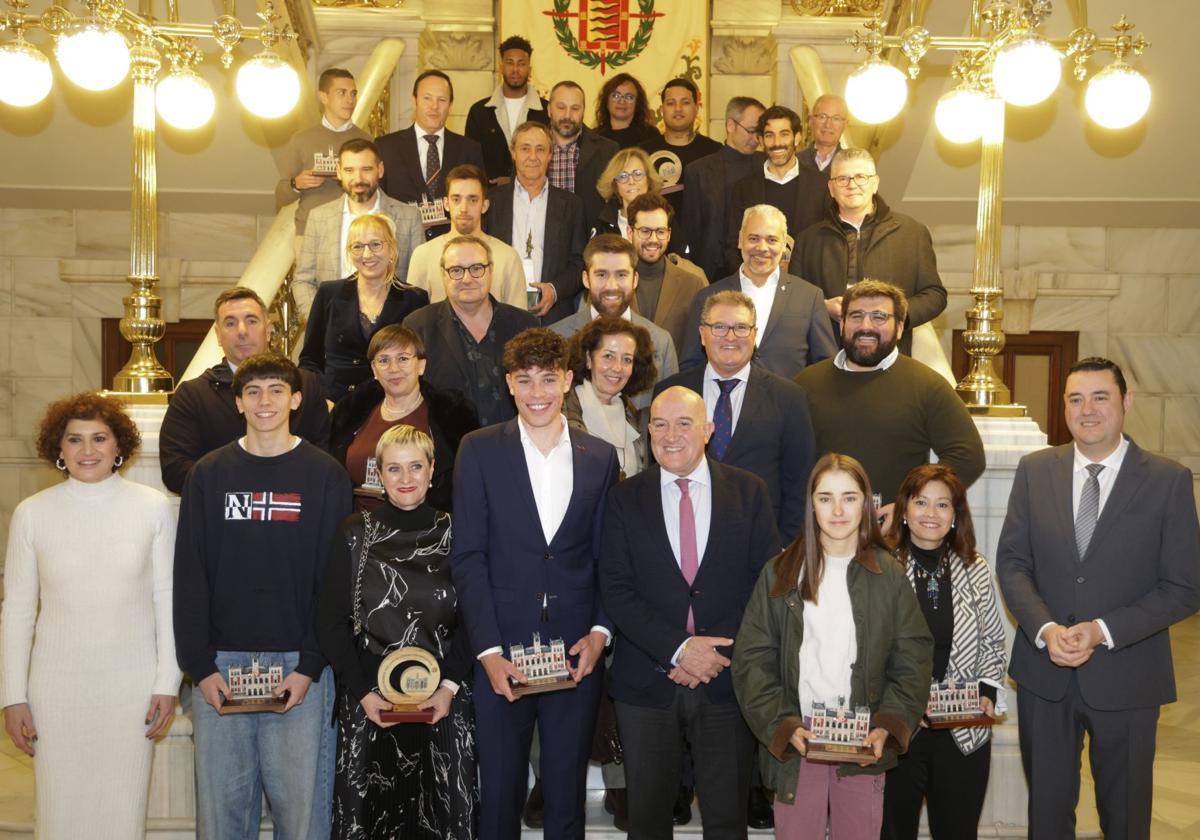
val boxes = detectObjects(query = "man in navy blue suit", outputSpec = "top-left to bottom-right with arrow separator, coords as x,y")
451,327 -> 619,840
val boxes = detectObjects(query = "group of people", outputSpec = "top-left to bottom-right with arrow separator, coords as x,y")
1,32 -> 1197,840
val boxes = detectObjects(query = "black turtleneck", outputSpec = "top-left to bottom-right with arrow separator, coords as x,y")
635,257 -> 666,321
910,540 -> 953,681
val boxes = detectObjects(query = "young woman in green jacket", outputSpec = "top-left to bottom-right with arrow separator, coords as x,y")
732,453 -> 933,839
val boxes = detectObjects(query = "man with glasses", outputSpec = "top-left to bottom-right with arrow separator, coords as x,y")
799,93 -> 848,178
292,138 -> 424,320
682,204 -> 836,380
722,105 -> 828,277
680,96 -> 765,283
406,164 -> 529,309
402,234 -> 537,425
795,279 -> 984,529
627,192 -> 707,355
794,147 -> 946,355
546,80 -> 618,235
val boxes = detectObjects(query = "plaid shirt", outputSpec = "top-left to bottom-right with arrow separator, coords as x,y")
549,138 -> 581,193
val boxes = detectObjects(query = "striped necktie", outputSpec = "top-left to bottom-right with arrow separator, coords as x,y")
1074,463 -> 1104,558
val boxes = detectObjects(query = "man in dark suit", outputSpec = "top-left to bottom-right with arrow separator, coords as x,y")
656,290 -> 813,543
997,356 -> 1200,840
376,70 -> 486,236
797,93 -> 847,178
401,234 -> 536,426
545,80 -> 618,235
452,327 -> 619,840
483,121 -> 586,324
465,35 -> 550,184
682,203 -> 836,379
600,385 -> 781,839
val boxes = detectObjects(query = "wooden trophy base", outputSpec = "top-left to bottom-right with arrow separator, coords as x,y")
926,711 -> 994,730
511,675 -> 577,698
219,693 -> 289,715
805,742 -> 877,766
380,704 -> 435,724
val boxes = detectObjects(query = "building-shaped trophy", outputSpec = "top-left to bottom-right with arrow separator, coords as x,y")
805,698 -> 875,765
414,195 -> 448,229
508,632 -> 576,698
220,656 -> 287,714
377,646 -> 441,723
312,148 -> 339,177
925,678 -> 992,729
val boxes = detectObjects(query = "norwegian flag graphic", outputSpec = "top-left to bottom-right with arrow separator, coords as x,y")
224,492 -> 302,522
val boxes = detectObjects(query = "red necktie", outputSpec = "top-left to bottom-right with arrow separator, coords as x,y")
676,478 -> 698,634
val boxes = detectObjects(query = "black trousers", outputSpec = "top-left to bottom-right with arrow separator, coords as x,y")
615,687 -> 754,840
1017,677 -> 1158,840
881,727 -> 991,840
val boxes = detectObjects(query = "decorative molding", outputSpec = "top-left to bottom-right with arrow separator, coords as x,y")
712,36 -> 776,75
418,30 -> 491,71
790,0 -> 884,15
312,0 -> 403,7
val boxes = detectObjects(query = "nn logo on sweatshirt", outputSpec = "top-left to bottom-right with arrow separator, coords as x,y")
224,492 -> 302,522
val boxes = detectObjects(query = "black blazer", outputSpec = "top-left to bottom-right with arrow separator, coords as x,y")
680,147 -> 765,283
654,363 -> 815,543
600,459 -> 781,707
573,127 -> 619,234
298,277 -> 429,403
483,181 -> 586,324
722,167 -> 829,277
376,126 -> 486,203
400,297 -> 538,424
465,95 -> 550,182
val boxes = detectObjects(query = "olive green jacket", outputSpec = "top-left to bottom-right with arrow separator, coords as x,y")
731,546 -> 932,801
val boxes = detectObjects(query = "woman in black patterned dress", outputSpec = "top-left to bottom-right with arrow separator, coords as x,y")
318,424 -> 477,840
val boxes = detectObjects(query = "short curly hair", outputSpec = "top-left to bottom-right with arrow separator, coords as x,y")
35,391 -> 141,468
568,316 -> 658,398
503,327 -> 568,373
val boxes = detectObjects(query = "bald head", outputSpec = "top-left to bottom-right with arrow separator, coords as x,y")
649,386 -> 714,477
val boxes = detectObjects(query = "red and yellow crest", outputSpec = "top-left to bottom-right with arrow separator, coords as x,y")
544,0 -> 664,74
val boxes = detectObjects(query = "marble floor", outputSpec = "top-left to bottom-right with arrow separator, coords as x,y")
1,615 -> 1199,838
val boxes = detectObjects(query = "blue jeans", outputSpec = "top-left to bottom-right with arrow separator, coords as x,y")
193,651 -> 334,840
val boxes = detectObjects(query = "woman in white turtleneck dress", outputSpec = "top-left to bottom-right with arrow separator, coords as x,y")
1,393 -> 181,839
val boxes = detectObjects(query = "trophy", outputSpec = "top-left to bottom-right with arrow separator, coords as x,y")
647,149 -> 684,195
377,646 -> 441,723
352,455 -> 386,501
312,148 -> 339,177
414,195 -> 449,229
924,678 -> 993,729
219,656 -> 289,714
804,699 -> 876,765
508,632 -> 577,698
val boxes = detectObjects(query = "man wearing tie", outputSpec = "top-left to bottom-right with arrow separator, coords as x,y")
997,357 -> 1200,840
600,386 -> 780,839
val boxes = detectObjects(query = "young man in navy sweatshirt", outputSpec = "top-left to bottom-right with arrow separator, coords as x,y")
174,352 -> 351,840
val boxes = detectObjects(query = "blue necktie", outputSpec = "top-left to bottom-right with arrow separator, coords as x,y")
710,379 -> 739,461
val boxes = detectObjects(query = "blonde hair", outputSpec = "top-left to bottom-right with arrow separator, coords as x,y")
375,423 -> 435,466
596,147 -> 663,201
344,213 -> 399,275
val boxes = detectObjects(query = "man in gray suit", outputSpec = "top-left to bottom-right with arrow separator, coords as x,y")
997,356 -> 1200,840
292,138 -> 423,319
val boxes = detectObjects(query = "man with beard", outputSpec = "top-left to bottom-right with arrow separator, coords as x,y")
466,36 -> 550,184
722,105 -> 827,276
794,279 -> 984,528
798,93 -> 848,178
406,164 -> 529,309
545,80 -> 618,235
627,192 -> 707,356
549,233 -> 678,409
292,138 -> 424,320
793,148 -> 946,355
682,204 -> 835,379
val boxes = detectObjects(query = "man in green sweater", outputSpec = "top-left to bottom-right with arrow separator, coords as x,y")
794,279 -> 984,528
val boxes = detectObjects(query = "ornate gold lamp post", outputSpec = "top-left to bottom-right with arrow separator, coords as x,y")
0,0 -> 303,395
843,1 -> 1150,414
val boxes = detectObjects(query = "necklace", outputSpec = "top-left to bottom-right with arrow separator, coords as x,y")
911,549 -> 950,610
380,392 -> 423,421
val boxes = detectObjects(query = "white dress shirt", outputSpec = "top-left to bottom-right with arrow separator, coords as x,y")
702,362 -> 751,435
663,459 -> 713,665
338,192 -> 383,279
763,157 -> 801,185
738,267 -> 779,345
415,126 -> 447,178
513,179 -> 550,286
321,116 -> 356,132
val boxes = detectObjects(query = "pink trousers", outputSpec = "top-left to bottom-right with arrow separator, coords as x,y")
774,758 -> 885,840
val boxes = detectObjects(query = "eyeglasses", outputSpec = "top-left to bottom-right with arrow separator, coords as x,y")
442,262 -> 490,280
733,121 -> 761,137
811,113 -> 847,124
831,173 -> 877,188
350,239 -> 387,256
372,352 -> 418,368
614,169 -> 646,184
702,321 -> 755,337
845,309 -> 895,326
634,226 -> 670,239
609,91 -> 637,103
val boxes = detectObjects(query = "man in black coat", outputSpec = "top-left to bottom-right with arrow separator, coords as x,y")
545,80 -> 618,235
465,35 -> 550,184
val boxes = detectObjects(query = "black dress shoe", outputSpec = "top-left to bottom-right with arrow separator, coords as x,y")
522,780 -> 545,829
673,786 -> 693,826
604,788 -> 629,832
747,784 -> 773,830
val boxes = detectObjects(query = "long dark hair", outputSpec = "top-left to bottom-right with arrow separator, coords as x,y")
595,72 -> 653,132
887,464 -> 979,566
770,453 -> 886,601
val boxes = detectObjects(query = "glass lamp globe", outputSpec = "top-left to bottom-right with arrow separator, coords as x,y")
1085,61 -> 1151,129
934,87 -> 988,144
236,50 -> 300,119
0,39 -> 53,107
157,68 -> 215,129
845,58 -> 908,124
56,24 -> 130,91
992,34 -> 1062,106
